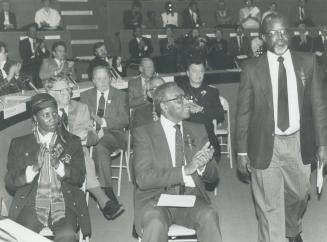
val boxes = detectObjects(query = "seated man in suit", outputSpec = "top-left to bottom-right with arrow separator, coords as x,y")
128,57 -> 156,108
290,22 -> 314,53
314,25 -> 327,68
88,42 -> 112,81
128,25 -> 153,60
40,41 -> 76,83
5,93 -> 91,241
177,57 -> 225,162
133,82 -> 222,242
80,66 -> 129,209
182,0 -> 203,28
228,25 -> 252,60
0,41 -> 25,96
132,76 -> 165,128
35,0 -> 61,30
0,0 -> 16,31
19,23 -> 50,88
46,75 -> 124,220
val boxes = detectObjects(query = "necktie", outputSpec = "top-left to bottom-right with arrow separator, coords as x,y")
60,108 -> 68,129
277,56 -> 289,132
96,92 -> 105,131
174,124 -> 185,195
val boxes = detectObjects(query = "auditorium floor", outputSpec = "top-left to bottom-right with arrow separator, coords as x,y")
89,156 -> 327,242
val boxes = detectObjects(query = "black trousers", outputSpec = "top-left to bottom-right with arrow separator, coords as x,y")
16,205 -> 78,242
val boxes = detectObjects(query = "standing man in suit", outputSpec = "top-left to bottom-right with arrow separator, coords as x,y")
182,0 -> 203,28
19,23 -> 50,88
80,66 -> 129,209
133,82 -> 222,242
123,0 -> 143,29
5,93 -> 91,241
293,0 -> 313,27
88,42 -> 112,82
0,0 -> 16,31
128,57 -> 156,108
128,25 -> 153,60
40,41 -> 76,82
236,14 -> 327,242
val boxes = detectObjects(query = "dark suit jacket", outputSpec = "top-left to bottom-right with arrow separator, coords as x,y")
236,51 -> 327,169
128,76 -> 149,108
80,87 -> 129,131
228,35 -> 252,59
158,38 -> 179,73
5,131 -> 91,236
123,10 -> 143,29
181,8 -> 202,28
0,60 -> 25,96
128,37 -> 153,59
292,5 -> 313,26
313,36 -> 327,68
207,38 -> 234,69
0,11 -> 16,30
131,103 -> 154,128
133,121 -> 219,231
87,56 -> 109,81
291,36 -> 314,53
39,57 -> 77,81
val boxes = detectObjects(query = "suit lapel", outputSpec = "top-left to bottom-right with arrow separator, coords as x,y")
256,54 -> 274,111
88,88 -> 97,115
290,51 -> 305,112
155,121 -> 173,168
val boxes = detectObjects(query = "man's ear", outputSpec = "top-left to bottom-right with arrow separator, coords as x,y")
160,102 -> 167,115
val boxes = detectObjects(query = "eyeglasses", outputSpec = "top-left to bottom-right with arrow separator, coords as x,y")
163,94 -> 189,104
51,87 -> 72,94
266,29 -> 289,36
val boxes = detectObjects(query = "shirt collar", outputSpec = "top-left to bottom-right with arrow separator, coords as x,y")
37,128 -> 54,147
160,114 -> 183,130
267,49 -> 291,63
97,89 -> 109,98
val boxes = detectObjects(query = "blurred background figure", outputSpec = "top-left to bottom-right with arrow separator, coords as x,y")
228,25 -> 252,59
123,0 -> 143,29
0,0 -> 16,31
35,0 -> 61,30
88,42 -> 112,81
182,0 -> 203,28
291,22 -> 314,52
112,56 -> 127,78
239,0 -> 261,30
215,0 -> 233,27
128,25 -> 153,60
144,10 -> 158,29
250,37 -> 265,57
161,1 -> 178,28
293,0 -> 313,27
261,1 -> 277,23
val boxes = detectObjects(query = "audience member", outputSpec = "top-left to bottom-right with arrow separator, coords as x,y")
293,0 -> 313,27
215,0 -> 233,27
133,82 -> 222,242
39,41 -> 76,83
5,93 -> 91,241
261,1 -> 277,23
228,25 -> 252,59
158,25 -> 180,73
0,41 -> 24,96
178,57 -> 225,162
45,75 -> 125,220
144,10 -> 158,29
207,26 -> 233,69
161,1 -> 178,28
0,0 -> 16,31
291,22 -> 314,52
314,26 -> 327,68
128,58 -> 156,108
35,0 -> 61,30
88,42 -> 111,81
123,0 -> 143,29
236,14 -> 327,242
112,56 -> 127,78
19,23 -> 50,88
128,25 -> 153,59
250,37 -> 266,57
239,0 -> 261,30
182,0 -> 203,28
132,76 -> 165,129
80,66 -> 129,212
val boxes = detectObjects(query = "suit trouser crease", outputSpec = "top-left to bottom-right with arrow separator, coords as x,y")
251,132 -> 311,242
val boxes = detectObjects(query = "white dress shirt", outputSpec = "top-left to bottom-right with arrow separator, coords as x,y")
26,129 -> 65,183
267,50 -> 300,135
35,7 -> 61,28
0,61 -> 7,78
96,89 -> 109,128
160,115 -> 196,187
188,8 -> 198,25
3,11 -> 9,25
161,12 -> 178,27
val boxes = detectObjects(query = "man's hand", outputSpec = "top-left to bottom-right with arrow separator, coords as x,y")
188,101 -> 204,114
237,155 -> 251,176
317,146 -> 327,168
91,112 -> 103,126
7,63 -> 21,81
98,128 -> 104,139
184,142 -> 213,175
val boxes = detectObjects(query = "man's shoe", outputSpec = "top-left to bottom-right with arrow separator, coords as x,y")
100,200 -> 125,220
288,234 -> 303,242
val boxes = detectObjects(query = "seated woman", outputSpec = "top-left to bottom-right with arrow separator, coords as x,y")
5,93 -> 90,242
45,75 -> 124,220
239,0 -> 261,30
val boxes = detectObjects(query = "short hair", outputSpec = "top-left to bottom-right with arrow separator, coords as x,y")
186,55 -> 205,70
51,41 -> 66,52
93,41 -> 105,53
140,57 -> 154,68
189,0 -> 197,7
92,65 -> 111,79
44,73 -> 70,91
153,82 -> 178,116
26,23 -> 38,32
0,41 -> 8,53
260,13 -> 288,35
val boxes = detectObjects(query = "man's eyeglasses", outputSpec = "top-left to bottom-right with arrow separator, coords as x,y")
265,29 -> 289,37
163,94 -> 189,104
51,87 -> 72,95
